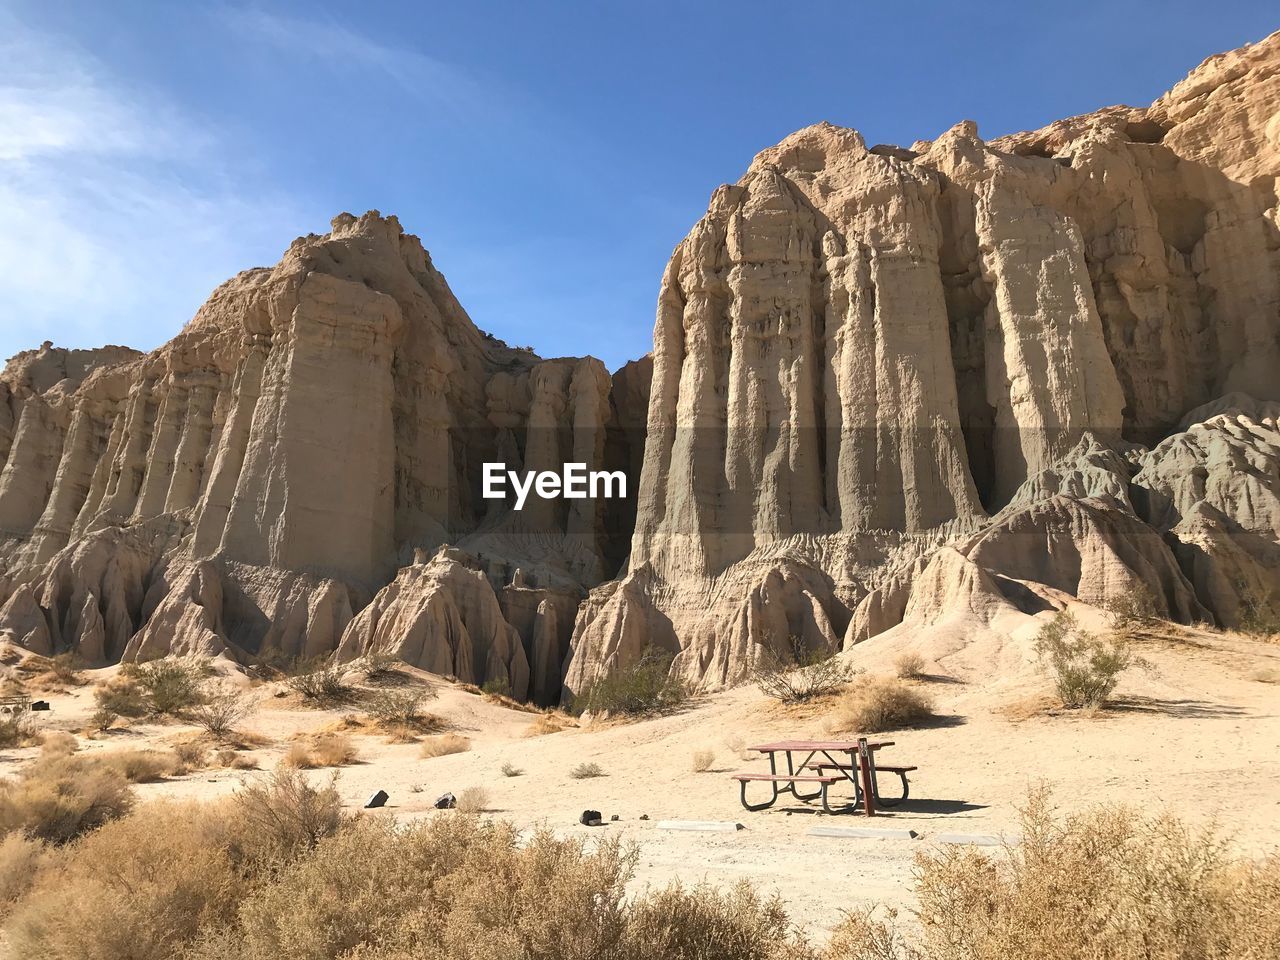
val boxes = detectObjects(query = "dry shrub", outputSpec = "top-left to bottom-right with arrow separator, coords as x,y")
1035,611 -> 1140,709
361,650 -> 402,681
216,748 -> 258,769
0,833 -> 53,915
457,786 -> 490,814
0,712 -> 40,748
133,658 -> 207,714
724,734 -> 750,760
419,733 -> 470,758
0,748 -> 135,843
94,676 -> 149,718
829,675 -> 934,734
691,748 -> 715,772
625,881 -> 813,960
191,685 -> 254,739
364,688 -> 435,729
88,706 -> 119,733
523,712 -> 569,737
100,748 -> 177,783
753,638 -> 854,704
572,645 -> 687,717
283,733 -> 358,769
828,788 -> 1280,960
500,761 -> 523,777
287,662 -> 353,705
570,761 -> 604,779
893,651 -> 927,680
173,740 -> 209,772
229,767 -> 345,863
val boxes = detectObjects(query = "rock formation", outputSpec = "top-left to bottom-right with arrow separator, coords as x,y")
3,32 -> 1279,704
563,30 -> 1280,695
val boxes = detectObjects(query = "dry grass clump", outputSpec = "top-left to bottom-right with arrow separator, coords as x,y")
419,733 -> 471,759
826,789 -> 1280,960
93,676 -> 151,720
0,747 -> 135,843
363,688 -> 436,729
99,749 -> 176,783
691,748 -> 715,772
0,832 -> 53,913
216,748 -> 259,770
457,786 -> 490,814
286,662 -> 354,706
360,650 -> 402,681
893,651 -> 927,680
570,761 -> 605,779
0,712 -> 41,748
172,740 -> 209,772
753,637 -> 855,704
523,712 -> 571,737
828,675 -> 935,734
500,761 -> 523,777
283,733 -> 358,769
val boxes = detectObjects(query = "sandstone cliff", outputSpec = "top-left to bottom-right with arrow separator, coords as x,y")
563,30 -> 1280,696
0,213 -> 644,701
3,33 -> 1279,705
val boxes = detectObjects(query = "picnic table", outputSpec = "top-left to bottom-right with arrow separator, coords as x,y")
732,738 -> 916,816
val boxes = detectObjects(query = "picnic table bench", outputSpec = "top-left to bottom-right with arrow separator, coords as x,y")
732,738 -> 915,816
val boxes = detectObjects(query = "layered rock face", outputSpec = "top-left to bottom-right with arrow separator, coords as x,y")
0,213 -> 644,702
3,33 -> 1279,704
564,30 -> 1280,695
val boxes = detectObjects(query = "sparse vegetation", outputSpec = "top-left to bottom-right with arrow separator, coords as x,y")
0,746 -> 135,843
724,734 -> 750,760
191,685 -> 254,739
229,767 -> 345,860
284,733 -> 358,769
419,733 -> 471,758
0,712 -> 39,748
287,662 -> 353,705
1035,610 -> 1141,709
500,761 -> 523,777
88,706 -> 118,732
172,740 -> 209,773
893,651 -> 927,680
572,645 -> 687,717
93,678 -> 149,718
100,749 -> 176,783
1103,586 -> 1164,631
364,688 -> 433,728
569,761 -> 605,779
133,658 -> 208,715
481,675 -> 512,698
46,652 -> 83,684
361,650 -> 402,681
692,748 -> 715,772
1237,582 -> 1280,637
753,637 -> 855,704
828,675 -> 935,734
457,786 -> 490,814
523,712 -> 570,737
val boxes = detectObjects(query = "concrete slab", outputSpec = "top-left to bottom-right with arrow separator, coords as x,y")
808,826 -> 917,840
656,820 -> 745,833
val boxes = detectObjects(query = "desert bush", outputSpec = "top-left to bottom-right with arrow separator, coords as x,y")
173,740 -> 209,772
94,677 -> 149,718
500,761 -> 523,777
39,731 -> 77,756
481,674 -> 512,697
283,733 -> 357,769
457,786 -> 490,814
0,712 -> 39,748
624,881 -> 813,960
524,712 -> 569,737
88,706 -> 118,732
134,658 -> 207,714
287,662 -> 353,705
1103,586 -> 1164,630
46,652 -> 82,684
1035,611 -> 1139,709
230,767 -> 344,862
827,788 -> 1280,960
753,637 -> 855,704
0,749 -> 135,843
572,645 -> 687,717
570,761 -> 605,779
216,748 -> 258,770
0,833 -> 52,915
100,749 -> 176,783
828,675 -> 935,734
191,685 -> 254,739
725,734 -> 750,760
691,748 -> 715,772
893,651 -> 927,680
364,688 -> 430,727
419,733 -> 471,758
1237,582 -> 1280,637
361,650 -> 402,681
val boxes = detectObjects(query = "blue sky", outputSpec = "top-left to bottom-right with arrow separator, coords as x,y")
1,1 -> 1276,371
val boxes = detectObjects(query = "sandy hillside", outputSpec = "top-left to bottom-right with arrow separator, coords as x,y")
3,605 -> 1278,940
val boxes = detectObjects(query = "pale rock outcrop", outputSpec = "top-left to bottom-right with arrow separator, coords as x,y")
0,584 -> 51,656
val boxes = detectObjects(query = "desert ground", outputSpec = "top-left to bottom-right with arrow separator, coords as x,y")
3,602 -> 1278,940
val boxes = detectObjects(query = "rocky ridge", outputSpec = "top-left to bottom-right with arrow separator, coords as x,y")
3,32 -> 1280,702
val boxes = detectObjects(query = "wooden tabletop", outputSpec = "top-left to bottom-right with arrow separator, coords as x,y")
749,740 -> 894,753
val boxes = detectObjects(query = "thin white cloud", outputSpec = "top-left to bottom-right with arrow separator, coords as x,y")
0,12 -> 300,361
221,7 -> 493,121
